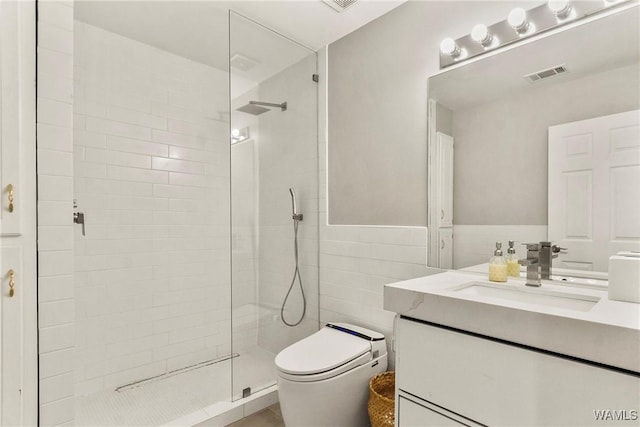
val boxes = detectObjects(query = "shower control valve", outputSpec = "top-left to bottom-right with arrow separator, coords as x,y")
74,211 -> 86,236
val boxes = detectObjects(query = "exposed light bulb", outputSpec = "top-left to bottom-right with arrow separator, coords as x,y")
471,24 -> 494,47
440,38 -> 461,58
508,8 -> 530,34
231,128 -> 240,138
548,0 -> 572,18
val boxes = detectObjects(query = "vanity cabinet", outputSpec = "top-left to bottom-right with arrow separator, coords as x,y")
395,317 -> 640,427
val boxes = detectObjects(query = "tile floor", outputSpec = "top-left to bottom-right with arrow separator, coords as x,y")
75,346 -> 276,426
227,403 -> 284,427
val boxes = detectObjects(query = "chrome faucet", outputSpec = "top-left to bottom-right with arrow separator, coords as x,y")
539,241 -> 567,279
518,243 -> 541,287
518,242 -> 567,286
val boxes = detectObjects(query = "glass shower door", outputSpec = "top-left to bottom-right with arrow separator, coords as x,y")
229,11 -> 319,400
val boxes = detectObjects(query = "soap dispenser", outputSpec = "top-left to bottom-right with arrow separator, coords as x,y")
507,240 -> 520,277
489,241 -> 508,282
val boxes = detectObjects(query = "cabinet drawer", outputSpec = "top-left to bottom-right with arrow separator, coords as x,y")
397,317 -> 640,426
398,393 -> 483,427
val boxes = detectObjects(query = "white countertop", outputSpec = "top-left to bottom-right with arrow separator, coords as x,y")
384,269 -> 640,373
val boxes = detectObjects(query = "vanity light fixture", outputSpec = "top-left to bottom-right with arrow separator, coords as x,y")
470,24 -> 495,47
440,37 -> 462,58
548,0 -> 573,19
508,8 -> 531,34
438,0 -> 633,69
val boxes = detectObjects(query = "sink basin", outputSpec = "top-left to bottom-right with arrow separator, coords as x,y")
451,282 -> 600,312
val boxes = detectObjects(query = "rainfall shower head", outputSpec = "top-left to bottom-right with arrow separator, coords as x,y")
236,100 -> 287,116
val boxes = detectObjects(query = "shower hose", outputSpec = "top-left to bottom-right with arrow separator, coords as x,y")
280,218 -> 306,327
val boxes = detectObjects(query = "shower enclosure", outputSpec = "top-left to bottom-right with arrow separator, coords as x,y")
70,4 -> 318,425
229,11 -> 319,401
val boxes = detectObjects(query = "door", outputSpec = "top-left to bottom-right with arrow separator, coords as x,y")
437,132 -> 454,228
436,132 -> 454,268
548,110 -> 640,271
0,1 -> 37,424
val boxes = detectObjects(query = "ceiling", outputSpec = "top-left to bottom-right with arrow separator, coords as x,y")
74,0 -> 407,73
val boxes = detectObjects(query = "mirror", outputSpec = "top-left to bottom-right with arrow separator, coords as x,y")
427,4 -> 640,276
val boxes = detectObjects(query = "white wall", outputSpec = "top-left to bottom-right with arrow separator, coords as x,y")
72,22 -> 230,396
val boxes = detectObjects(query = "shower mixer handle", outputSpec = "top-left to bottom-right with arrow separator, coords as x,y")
74,211 -> 86,236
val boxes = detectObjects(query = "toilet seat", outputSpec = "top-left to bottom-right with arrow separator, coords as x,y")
275,323 -> 384,383
277,351 -> 373,382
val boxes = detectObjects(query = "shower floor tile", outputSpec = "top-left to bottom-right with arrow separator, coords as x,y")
75,346 -> 276,426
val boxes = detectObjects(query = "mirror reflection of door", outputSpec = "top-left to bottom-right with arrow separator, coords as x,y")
548,110 -> 640,272
436,132 -> 454,269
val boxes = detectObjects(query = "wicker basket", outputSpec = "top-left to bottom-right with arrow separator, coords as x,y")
368,371 -> 395,427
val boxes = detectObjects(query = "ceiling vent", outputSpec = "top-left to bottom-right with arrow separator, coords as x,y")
230,53 -> 260,72
322,0 -> 358,13
524,65 -> 568,83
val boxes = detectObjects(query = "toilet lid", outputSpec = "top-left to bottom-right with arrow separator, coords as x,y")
275,327 -> 371,375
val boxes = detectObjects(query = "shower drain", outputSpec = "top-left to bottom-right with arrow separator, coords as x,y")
115,353 -> 240,392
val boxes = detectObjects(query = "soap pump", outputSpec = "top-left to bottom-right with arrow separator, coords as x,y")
507,240 -> 520,277
489,241 -> 508,282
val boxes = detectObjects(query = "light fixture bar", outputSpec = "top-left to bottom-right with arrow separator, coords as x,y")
439,0 -> 634,69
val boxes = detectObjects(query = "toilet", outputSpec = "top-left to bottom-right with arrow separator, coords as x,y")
275,323 -> 388,426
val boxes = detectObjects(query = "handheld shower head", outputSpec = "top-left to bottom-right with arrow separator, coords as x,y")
289,188 -> 303,221
289,188 -> 297,215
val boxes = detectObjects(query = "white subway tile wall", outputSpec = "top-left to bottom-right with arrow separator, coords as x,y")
319,222 -> 433,363
37,3 -> 76,425
72,22 -> 231,396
